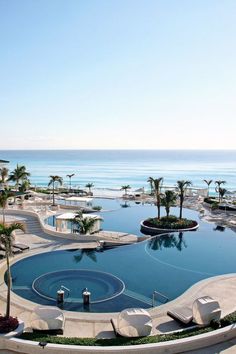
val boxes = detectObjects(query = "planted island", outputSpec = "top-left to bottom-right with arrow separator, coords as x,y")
141,178 -> 199,234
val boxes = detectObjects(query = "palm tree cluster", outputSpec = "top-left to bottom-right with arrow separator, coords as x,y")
203,179 -> 227,202
147,177 -> 192,220
0,165 -> 31,192
8,165 -> 30,191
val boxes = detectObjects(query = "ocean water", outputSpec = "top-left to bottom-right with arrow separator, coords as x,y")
0,150 -> 235,191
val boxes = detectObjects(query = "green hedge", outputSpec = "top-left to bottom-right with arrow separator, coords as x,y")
20,327 -> 212,346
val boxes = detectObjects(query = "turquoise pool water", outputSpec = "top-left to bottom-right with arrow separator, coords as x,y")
10,203 -> 236,312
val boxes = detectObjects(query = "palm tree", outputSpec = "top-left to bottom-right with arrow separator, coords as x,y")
176,180 -> 192,220
215,180 -> 226,202
147,177 -> 163,220
85,183 -> 94,194
48,175 -> 63,206
121,185 -> 131,195
72,213 -> 99,235
0,222 -> 25,318
203,179 -> 213,197
0,189 -> 14,225
0,167 -> 9,187
19,179 -> 31,193
219,187 -> 227,203
8,165 -> 30,191
161,190 -> 177,219
66,173 -> 75,192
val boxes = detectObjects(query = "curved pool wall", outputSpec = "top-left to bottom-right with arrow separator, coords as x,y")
10,207 -> 236,312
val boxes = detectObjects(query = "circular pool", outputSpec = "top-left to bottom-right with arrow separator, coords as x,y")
32,269 -> 125,303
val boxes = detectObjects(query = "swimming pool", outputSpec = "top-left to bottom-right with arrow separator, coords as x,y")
10,204 -> 236,313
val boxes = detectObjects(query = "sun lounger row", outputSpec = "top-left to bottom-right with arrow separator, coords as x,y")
0,243 -> 30,257
111,297 -> 221,338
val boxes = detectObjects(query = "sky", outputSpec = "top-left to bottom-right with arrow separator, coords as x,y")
0,0 -> 235,150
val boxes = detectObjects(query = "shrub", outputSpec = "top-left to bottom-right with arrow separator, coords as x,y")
210,319 -> 221,329
144,217 -> 197,230
204,197 -> 216,204
0,316 -> 19,333
161,215 -> 178,222
211,202 -> 219,210
92,206 -> 102,211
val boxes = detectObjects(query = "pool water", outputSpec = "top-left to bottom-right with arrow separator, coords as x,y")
10,204 -> 236,312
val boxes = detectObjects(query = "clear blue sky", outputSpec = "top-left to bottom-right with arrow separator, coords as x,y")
0,0 -> 235,149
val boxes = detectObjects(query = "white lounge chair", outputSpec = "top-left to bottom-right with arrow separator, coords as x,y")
30,306 -> 65,334
167,296 -> 221,326
111,308 -> 153,337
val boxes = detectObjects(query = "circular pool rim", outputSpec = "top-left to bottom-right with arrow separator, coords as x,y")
32,268 -> 126,304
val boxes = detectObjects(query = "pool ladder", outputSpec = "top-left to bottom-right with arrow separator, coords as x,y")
152,290 -> 169,307
60,285 -> 70,297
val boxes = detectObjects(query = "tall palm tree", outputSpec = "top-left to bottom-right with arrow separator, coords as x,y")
203,179 -> 213,197
85,183 -> 94,194
215,180 -> 226,202
0,222 -> 25,318
66,173 -> 75,192
121,185 -> 131,195
161,190 -> 177,219
147,177 -> 163,220
176,180 -> 192,219
8,165 -> 30,191
219,187 -> 227,203
48,175 -> 63,206
0,189 -> 14,225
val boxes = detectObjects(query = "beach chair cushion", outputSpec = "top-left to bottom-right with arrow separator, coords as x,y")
167,306 -> 193,324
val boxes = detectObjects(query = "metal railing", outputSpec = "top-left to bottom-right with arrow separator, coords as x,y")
152,290 -> 169,307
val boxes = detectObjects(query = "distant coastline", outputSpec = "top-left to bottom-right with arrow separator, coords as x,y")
0,149 -> 235,191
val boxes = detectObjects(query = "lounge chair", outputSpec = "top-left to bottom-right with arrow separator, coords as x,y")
0,245 -> 22,255
13,243 -> 30,251
111,308 -> 153,337
167,296 -> 221,326
0,250 -> 5,258
167,306 -> 193,324
30,306 -> 65,334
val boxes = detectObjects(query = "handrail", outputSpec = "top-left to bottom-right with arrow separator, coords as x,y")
152,290 -> 169,307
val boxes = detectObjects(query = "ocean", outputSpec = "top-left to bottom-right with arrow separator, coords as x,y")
0,150 -> 235,192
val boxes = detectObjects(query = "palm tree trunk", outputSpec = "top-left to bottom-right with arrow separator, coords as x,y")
52,182 -> 55,206
6,254 -> 11,318
179,197 -> 183,219
2,207 -> 5,225
157,194 -> 161,220
166,207 -> 170,218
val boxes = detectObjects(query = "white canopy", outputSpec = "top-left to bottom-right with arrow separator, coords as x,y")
56,212 -> 102,220
116,308 -> 152,337
65,197 -> 93,202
